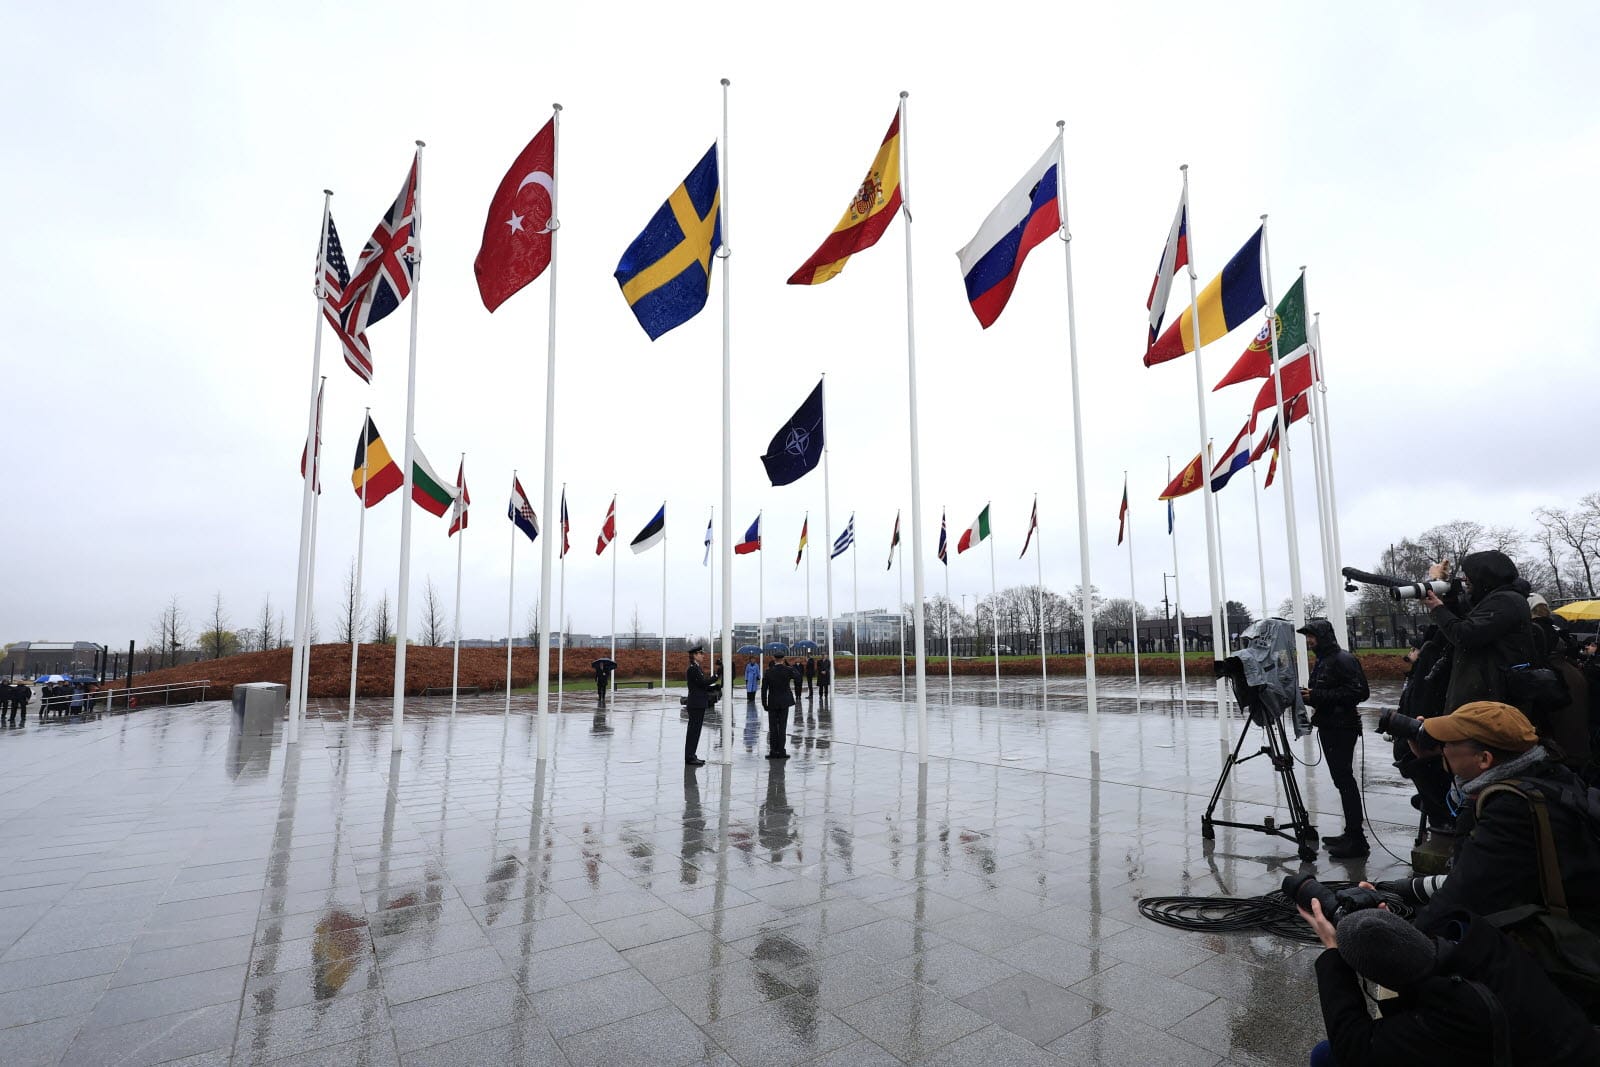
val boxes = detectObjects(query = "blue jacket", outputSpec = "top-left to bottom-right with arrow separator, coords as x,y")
745,661 -> 759,693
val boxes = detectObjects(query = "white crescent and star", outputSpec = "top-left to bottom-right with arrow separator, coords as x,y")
504,170 -> 556,236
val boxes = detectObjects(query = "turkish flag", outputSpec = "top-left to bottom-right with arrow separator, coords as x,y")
474,119 -> 556,312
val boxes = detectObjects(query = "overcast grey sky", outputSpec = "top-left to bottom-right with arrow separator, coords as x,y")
4,2 -> 1596,648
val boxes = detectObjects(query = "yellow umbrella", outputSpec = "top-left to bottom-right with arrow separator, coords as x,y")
1554,599 -> 1600,621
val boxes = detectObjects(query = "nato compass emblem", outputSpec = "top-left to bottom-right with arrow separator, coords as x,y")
785,427 -> 811,456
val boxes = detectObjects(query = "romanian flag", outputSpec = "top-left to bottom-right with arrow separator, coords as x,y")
1144,227 -> 1266,367
1159,454 -> 1206,500
795,516 -> 808,569
614,146 -> 721,340
788,111 -> 902,285
352,416 -> 404,507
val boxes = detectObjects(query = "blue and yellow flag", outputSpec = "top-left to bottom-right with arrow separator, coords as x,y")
615,145 -> 721,340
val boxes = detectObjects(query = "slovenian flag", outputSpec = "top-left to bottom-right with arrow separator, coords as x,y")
736,515 -> 761,555
1210,422 -> 1253,493
957,505 -> 991,554
957,139 -> 1061,329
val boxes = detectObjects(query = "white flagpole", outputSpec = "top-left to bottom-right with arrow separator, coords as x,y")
757,512 -> 765,695
804,514 -> 812,645
1292,269 -> 1339,642
557,486 -> 567,719
897,536 -> 905,700
392,142 -> 424,754
349,409 -> 369,724
822,378 -> 836,674
706,507 -> 714,664
1057,125 -> 1099,750
505,474 -> 517,718
1212,443 -> 1233,668
718,77 -> 736,764
1124,474 -> 1141,691
1177,164 -> 1229,738
661,518 -> 668,699
1168,457 -> 1188,698
290,190 -> 332,746
1034,496 -> 1046,689
534,104 -> 562,761
609,495 -> 617,705
1249,456 -> 1269,620
299,454 -> 322,727
943,514 -> 952,692
987,506 -> 999,688
1312,313 -> 1349,628
1260,217 -> 1310,682
852,520 -> 860,691
898,91 -> 930,763
451,452 -> 465,716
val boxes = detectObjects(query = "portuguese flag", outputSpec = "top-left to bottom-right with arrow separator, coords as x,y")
410,443 -> 457,518
787,109 -> 903,286
956,505 -> 991,554
352,416 -> 404,507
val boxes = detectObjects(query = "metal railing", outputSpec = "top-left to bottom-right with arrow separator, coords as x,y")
82,680 -> 213,715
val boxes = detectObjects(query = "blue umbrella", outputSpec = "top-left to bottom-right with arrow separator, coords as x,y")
792,640 -> 820,652
736,644 -> 762,655
762,641 -> 789,655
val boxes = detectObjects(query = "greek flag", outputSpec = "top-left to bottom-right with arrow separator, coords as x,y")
831,514 -> 855,559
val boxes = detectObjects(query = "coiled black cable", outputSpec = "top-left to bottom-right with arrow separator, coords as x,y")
1138,881 -> 1414,943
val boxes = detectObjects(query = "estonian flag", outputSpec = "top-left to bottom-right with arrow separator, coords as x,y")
631,504 -> 666,554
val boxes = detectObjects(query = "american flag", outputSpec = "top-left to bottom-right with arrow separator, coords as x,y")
337,153 -> 419,383
317,215 -> 371,382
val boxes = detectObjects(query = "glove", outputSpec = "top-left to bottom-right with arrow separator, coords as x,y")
1373,878 -> 1425,906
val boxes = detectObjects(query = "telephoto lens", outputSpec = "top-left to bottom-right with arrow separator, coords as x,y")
1283,874 -> 1385,924
1376,708 -> 1428,742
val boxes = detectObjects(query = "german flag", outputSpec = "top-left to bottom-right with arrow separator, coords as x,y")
352,416 -> 403,507
788,109 -> 903,285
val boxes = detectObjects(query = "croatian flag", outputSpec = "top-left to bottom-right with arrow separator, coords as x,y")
1210,421 -> 1252,493
957,139 -> 1062,329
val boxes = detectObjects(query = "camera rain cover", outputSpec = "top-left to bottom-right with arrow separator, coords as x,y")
1231,618 -> 1306,731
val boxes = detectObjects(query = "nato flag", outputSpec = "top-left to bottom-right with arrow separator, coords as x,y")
761,380 -> 825,486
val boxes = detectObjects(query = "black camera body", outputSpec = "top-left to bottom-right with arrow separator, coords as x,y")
1284,873 -> 1384,924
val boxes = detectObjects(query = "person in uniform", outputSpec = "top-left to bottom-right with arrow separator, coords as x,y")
805,656 -> 816,698
683,645 -> 719,767
817,656 -> 832,708
760,653 -> 794,760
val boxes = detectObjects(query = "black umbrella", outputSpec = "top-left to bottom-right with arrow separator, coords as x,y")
591,658 -> 618,670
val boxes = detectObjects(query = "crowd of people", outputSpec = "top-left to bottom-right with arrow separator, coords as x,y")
1291,549 -> 1600,1064
1,680 -> 95,724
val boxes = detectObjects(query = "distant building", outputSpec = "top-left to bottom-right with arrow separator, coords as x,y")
4,641 -> 105,678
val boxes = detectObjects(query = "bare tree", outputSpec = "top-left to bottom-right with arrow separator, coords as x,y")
420,579 -> 447,646
336,558 -> 363,644
151,596 -> 190,667
199,593 -> 236,660
254,595 -> 275,652
370,593 -> 394,644
275,611 -> 289,649
1278,593 -> 1329,618
630,605 -> 643,648
1535,504 -> 1598,597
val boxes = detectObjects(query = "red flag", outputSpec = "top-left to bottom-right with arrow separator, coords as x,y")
298,380 -> 324,494
1117,480 -> 1129,545
1213,321 -> 1272,391
1248,352 -> 1316,429
1250,395 -> 1310,462
1159,454 -> 1205,500
448,459 -> 470,537
474,119 -> 556,313
595,496 -> 616,556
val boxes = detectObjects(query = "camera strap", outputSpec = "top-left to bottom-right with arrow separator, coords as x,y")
1476,782 -> 1568,916
1461,978 -> 1512,1067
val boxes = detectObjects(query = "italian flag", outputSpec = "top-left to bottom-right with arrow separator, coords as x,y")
410,442 -> 458,518
956,505 -> 991,554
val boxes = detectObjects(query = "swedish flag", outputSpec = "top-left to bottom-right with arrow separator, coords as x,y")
615,145 -> 721,340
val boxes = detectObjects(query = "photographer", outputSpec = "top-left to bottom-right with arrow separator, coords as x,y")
683,645 -> 720,768
1422,552 -> 1535,713
1297,619 -> 1372,858
1301,902 -> 1599,1065
1396,632 -> 1455,831
1381,701 -> 1600,932
1528,595 -> 1591,772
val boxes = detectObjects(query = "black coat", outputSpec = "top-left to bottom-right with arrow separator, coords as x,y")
685,662 -> 720,711
1429,551 -> 1535,713
761,664 -> 795,712
1415,759 -> 1600,930
817,659 -> 832,686
1316,911 -> 1600,1066
1302,620 -> 1369,730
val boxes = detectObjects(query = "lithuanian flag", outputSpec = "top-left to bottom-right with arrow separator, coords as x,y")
352,416 -> 403,507
1144,227 -> 1266,367
787,110 -> 903,286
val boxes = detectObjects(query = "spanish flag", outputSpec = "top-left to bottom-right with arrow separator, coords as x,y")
788,110 -> 903,285
1144,227 -> 1266,367
1158,453 -> 1206,500
352,416 -> 404,507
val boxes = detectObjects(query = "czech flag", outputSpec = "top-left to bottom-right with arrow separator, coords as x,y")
957,139 -> 1061,329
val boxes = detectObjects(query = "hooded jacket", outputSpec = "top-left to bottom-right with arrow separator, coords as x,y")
1301,619 -> 1370,730
1429,551 -> 1535,713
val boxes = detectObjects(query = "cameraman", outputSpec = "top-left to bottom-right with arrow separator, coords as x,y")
1297,619 -> 1371,858
1422,552 -> 1534,713
1301,903 -> 1599,1065
1382,701 -> 1600,931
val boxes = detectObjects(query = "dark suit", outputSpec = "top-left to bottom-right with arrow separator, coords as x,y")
817,658 -> 832,706
760,663 -> 794,757
805,657 -> 816,696
684,661 -> 719,763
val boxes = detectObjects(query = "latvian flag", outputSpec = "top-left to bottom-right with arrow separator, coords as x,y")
957,505 -> 991,554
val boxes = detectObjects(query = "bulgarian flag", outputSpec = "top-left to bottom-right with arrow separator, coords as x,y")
956,505 -> 991,554
410,441 -> 458,518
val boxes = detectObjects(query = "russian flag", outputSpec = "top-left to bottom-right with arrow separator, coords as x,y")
957,140 -> 1062,329
1210,421 -> 1253,492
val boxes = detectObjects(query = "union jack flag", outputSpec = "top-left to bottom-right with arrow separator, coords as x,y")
336,153 -> 419,382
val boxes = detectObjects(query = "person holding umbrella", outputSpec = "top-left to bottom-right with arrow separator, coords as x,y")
593,658 -> 617,707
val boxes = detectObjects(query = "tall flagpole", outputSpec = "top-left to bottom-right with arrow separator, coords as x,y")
851,523 -> 860,691
349,408 -> 370,723
1293,269 -> 1339,642
897,536 -> 905,700
1124,474 -> 1141,691
1168,456 -> 1188,698
557,485 -> 567,718
661,519 -> 668,699
1034,495 -> 1047,688
987,506 -> 999,687
1249,457 -> 1269,619
290,190 -> 333,746
392,142 -> 425,754
1212,443 -> 1233,663
899,91 -> 931,763
299,450 -> 322,728
706,508 -> 715,662
804,513 -> 812,645
1057,124 -> 1099,750
718,77 -> 737,764
534,104 -> 562,761
1260,217 -> 1309,682
757,512 -> 764,694
609,494 -> 617,706
505,473 -> 517,718
943,509 -> 952,692
822,378 -> 836,673
1311,312 -> 1348,627
451,452 -> 465,715
1177,164 -> 1229,737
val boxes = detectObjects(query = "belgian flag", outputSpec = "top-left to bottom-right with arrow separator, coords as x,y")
352,416 -> 404,507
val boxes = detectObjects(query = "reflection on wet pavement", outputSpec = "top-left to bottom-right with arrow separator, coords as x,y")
0,676 -> 1414,1064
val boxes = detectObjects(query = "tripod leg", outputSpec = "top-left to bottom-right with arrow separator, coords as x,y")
1267,714 -> 1319,860
1203,716 -> 1256,839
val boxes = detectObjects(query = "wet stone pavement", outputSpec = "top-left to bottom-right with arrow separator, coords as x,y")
0,676 -> 1417,1065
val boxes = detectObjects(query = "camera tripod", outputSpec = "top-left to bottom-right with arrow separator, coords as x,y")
1202,704 -> 1319,862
